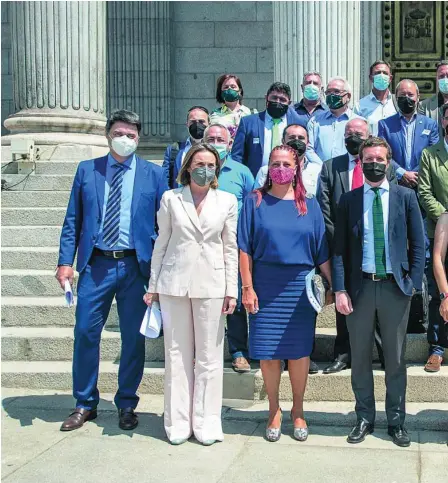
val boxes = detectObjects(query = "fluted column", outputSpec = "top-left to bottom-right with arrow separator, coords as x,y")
273,1 -> 361,102
360,1 -> 383,97
3,1 -> 107,147
107,1 -> 172,144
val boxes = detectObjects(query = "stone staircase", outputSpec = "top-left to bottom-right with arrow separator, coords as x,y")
2,161 -> 448,402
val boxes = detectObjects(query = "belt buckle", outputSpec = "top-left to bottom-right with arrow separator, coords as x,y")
113,251 -> 124,259
372,273 -> 381,282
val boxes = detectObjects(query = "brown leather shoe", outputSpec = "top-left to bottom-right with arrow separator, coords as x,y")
60,408 -> 97,431
424,355 -> 443,373
232,357 -> 251,373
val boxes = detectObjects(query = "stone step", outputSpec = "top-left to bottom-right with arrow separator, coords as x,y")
2,226 -> 61,247
1,270 -> 76,297
2,174 -> 74,191
2,208 -> 66,226
1,247 -> 60,270
1,190 -> 71,208
0,326 -> 432,363
1,161 -> 80,175
2,361 -> 446,402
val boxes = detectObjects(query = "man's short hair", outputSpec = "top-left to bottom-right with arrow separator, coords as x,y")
282,123 -> 308,142
203,123 -> 231,143
359,136 -> 392,162
395,79 -> 419,95
327,77 -> 352,94
266,82 -> 291,100
106,109 -> 141,134
302,71 -> 322,84
436,60 -> 448,72
369,60 -> 392,76
441,103 -> 448,118
186,106 -> 210,122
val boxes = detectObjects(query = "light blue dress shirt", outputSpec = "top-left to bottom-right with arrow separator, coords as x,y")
362,180 -> 392,274
306,108 -> 364,165
353,91 -> 397,136
399,113 -> 417,172
218,156 -> 255,214
96,153 -> 137,250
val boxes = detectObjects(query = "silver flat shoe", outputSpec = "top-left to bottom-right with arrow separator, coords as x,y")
291,410 -> 308,441
170,438 -> 188,445
202,439 -> 217,446
266,409 -> 282,442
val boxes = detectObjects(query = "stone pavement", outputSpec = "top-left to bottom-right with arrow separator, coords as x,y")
2,389 -> 447,483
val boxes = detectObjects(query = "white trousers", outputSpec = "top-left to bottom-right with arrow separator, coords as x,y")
159,295 -> 225,443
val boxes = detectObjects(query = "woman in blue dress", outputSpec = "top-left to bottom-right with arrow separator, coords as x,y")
238,144 -> 332,442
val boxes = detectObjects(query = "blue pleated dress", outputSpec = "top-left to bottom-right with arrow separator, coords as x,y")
238,193 -> 329,360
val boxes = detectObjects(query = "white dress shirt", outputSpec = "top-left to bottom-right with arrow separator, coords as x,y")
263,112 -> 287,166
348,152 -> 364,189
181,137 -> 193,166
362,179 -> 392,274
354,91 -> 397,136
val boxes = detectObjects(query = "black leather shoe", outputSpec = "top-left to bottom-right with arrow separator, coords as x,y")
323,359 -> 349,374
118,408 -> 138,430
309,360 -> 319,374
347,420 -> 374,444
388,425 -> 411,447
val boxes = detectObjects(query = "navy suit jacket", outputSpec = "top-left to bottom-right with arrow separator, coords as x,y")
231,109 -> 303,177
58,155 -> 168,277
332,183 -> 425,302
377,113 -> 439,173
162,140 -> 187,188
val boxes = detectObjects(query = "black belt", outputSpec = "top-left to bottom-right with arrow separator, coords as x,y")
93,248 -> 136,259
363,272 -> 394,282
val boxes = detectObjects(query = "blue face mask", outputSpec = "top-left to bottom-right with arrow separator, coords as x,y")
211,143 -> 228,160
303,84 -> 320,101
373,73 -> 390,91
438,78 -> 448,94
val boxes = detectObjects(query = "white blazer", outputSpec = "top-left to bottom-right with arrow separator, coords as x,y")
148,185 -> 238,299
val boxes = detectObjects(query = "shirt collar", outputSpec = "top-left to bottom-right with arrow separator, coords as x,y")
368,90 -> 392,103
399,112 -> 417,123
348,152 -> 358,163
220,104 -> 249,115
108,152 -> 134,169
364,178 -> 390,194
325,107 -> 351,120
265,111 -> 286,124
295,99 -> 325,111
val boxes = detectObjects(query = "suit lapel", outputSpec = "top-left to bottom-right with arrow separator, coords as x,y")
199,188 -> 218,227
388,183 -> 398,242
354,187 -> 364,245
394,116 -> 407,165
258,111 -> 266,155
337,154 -> 350,193
434,142 -> 448,171
413,115 -> 425,167
94,155 -> 108,218
131,156 -> 147,220
180,185 -> 202,233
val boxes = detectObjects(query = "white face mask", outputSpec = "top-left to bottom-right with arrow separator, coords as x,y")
111,135 -> 137,157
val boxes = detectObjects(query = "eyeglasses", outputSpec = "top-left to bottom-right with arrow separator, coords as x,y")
325,90 -> 347,96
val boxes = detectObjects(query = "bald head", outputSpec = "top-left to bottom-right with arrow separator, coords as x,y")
396,79 -> 419,99
345,118 -> 369,139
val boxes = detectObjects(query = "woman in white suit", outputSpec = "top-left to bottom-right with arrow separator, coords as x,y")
144,143 -> 238,446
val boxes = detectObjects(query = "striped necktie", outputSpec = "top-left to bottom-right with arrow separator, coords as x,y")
102,163 -> 125,248
372,187 -> 387,277
271,118 -> 282,149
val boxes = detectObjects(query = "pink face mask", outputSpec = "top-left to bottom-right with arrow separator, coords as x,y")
269,166 -> 296,185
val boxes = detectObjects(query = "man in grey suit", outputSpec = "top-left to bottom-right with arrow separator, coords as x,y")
333,137 -> 425,448
418,61 -> 448,138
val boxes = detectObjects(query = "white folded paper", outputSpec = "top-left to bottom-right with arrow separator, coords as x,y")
140,301 -> 163,338
64,280 -> 74,307
305,269 -> 323,314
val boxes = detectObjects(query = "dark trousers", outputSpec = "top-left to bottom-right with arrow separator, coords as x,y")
427,239 -> 447,356
346,279 -> 411,426
73,254 -> 147,410
227,276 -> 249,359
334,310 -> 385,364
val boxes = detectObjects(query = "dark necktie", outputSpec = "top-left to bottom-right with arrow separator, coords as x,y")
102,163 -> 125,247
372,187 -> 386,277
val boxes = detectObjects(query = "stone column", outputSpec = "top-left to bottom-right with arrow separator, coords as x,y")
273,1 -> 361,102
360,1 -> 383,98
3,1 -> 108,151
107,1 -> 172,159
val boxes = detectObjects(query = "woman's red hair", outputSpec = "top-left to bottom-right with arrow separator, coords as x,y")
254,144 -> 308,216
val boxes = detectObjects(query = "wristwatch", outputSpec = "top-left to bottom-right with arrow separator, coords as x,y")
439,292 -> 448,301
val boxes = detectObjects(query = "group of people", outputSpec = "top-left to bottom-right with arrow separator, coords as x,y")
56,60 -> 448,448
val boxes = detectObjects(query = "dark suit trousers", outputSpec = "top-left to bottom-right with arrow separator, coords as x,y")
346,279 -> 411,426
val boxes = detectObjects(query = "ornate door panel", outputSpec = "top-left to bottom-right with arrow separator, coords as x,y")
383,1 -> 448,98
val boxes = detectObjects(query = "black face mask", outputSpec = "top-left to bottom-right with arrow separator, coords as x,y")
188,121 -> 206,140
345,135 -> 365,156
362,162 -> 387,183
266,101 -> 289,119
397,96 -> 416,115
286,139 -> 307,157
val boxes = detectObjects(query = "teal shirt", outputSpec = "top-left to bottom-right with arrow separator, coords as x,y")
218,156 -> 255,214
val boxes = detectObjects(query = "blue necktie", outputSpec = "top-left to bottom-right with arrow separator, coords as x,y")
102,163 -> 125,247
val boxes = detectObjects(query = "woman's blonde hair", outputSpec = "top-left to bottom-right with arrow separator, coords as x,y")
177,143 -> 220,188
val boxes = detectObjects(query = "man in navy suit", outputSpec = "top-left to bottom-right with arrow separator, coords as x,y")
378,79 -> 439,188
231,82 -> 303,177
56,109 -> 168,432
333,137 -> 425,447
162,106 -> 210,188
